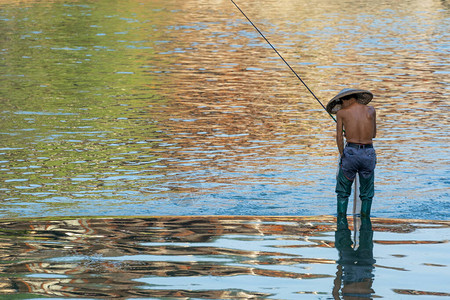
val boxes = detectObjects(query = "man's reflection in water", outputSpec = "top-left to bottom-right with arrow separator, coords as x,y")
333,215 -> 376,299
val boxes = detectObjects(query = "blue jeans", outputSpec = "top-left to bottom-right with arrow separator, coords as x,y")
336,145 -> 376,217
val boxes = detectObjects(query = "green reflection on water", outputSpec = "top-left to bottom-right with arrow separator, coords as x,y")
1,1 -> 177,216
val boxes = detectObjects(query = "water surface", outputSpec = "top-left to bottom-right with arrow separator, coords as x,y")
0,215 -> 448,299
0,0 -> 449,219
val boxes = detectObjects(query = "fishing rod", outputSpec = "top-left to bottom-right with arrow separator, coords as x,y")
230,0 -> 337,123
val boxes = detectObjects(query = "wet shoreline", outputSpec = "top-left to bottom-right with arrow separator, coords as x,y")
0,215 -> 448,299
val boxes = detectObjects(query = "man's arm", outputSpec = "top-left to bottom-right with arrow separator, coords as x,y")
336,112 -> 344,156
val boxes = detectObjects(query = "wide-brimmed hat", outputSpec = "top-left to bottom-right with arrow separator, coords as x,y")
326,88 -> 373,114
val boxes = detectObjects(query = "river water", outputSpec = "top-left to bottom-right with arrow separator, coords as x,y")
0,0 -> 449,219
1,1 -> 450,299
0,215 -> 449,299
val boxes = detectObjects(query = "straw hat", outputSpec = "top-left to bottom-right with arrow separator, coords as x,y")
326,88 -> 373,114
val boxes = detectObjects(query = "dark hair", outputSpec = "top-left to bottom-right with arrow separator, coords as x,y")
341,94 -> 355,101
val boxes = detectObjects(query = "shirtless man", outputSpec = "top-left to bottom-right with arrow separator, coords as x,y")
327,88 -> 377,217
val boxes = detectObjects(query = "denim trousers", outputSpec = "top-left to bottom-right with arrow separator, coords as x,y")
336,146 -> 376,217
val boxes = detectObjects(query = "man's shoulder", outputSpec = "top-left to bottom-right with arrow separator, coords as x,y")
367,105 -> 376,113
337,106 -> 350,114
337,106 -> 351,117
336,108 -> 346,119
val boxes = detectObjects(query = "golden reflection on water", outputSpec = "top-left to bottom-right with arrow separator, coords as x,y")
0,216 -> 448,299
159,0 -> 449,172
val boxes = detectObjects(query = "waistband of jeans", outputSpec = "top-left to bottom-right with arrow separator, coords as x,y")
346,142 -> 373,149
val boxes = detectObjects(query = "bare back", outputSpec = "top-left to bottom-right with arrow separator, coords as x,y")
336,101 -> 376,155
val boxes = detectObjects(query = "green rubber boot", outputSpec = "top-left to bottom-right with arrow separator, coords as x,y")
337,197 -> 349,216
358,172 -> 375,217
336,168 -> 353,216
361,200 -> 373,218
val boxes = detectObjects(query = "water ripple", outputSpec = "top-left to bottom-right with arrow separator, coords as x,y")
0,0 -> 448,219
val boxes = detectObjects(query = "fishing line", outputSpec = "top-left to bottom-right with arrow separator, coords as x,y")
230,0 -> 337,123
231,0 -> 360,219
